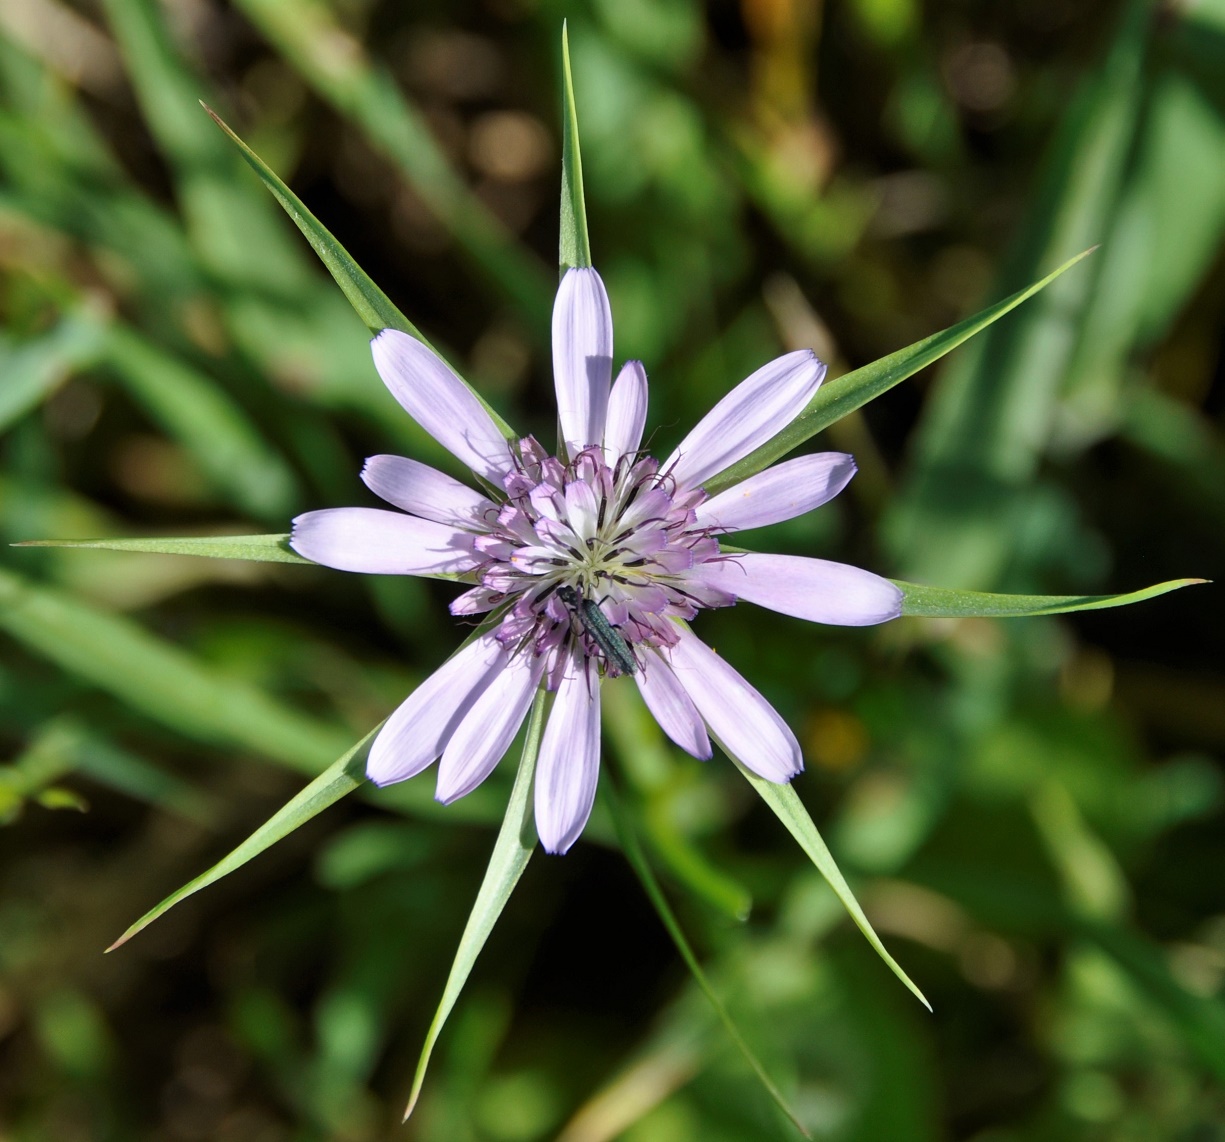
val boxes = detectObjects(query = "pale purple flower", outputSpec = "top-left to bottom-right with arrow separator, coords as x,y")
291,268 -> 902,853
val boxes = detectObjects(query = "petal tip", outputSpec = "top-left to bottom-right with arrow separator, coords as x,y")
539,829 -> 579,856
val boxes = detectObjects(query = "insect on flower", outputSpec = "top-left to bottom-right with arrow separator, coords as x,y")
556,584 -> 638,677
290,266 -> 902,854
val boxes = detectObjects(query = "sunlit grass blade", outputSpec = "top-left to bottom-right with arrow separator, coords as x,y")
99,0 -> 312,290
108,726 -> 377,952
0,310 -> 108,433
735,763 -> 930,1011
0,566 -> 350,773
74,733 -> 218,822
404,690 -> 546,1121
0,102 -> 207,310
701,249 -> 1096,498
1122,388 -> 1225,524
18,534 -> 309,564
604,781 -> 812,1140
11,717 -> 216,823
559,22 -> 592,271
896,577 -> 1206,618
97,0 -> 407,437
885,2 -> 1151,589
103,324 -> 299,520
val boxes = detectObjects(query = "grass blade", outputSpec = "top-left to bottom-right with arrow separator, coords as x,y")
604,780 -> 812,1139
896,577 -> 1207,618
735,762 -> 930,1011
701,250 -> 1095,498
103,324 -> 299,520
0,566 -> 349,772
600,682 -> 752,922
107,726 -> 377,951
1085,920 -> 1225,1084
404,689 -> 546,1120
0,311 -> 108,433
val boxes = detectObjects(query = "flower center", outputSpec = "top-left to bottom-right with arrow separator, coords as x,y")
450,437 -> 733,679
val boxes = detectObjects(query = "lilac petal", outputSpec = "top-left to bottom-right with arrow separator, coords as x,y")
290,508 -> 478,575
564,479 -> 600,542
695,453 -> 856,533
371,330 -> 512,483
553,267 -> 613,453
636,652 -> 711,759
604,360 -> 648,462
648,548 -> 695,575
666,626 -> 802,783
361,454 -> 494,528
367,634 -> 505,785
692,553 -> 902,626
435,652 -> 544,803
664,350 -> 826,488
448,585 -> 500,616
535,661 -> 601,854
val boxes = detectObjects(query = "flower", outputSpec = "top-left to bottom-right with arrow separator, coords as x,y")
290,268 -> 902,853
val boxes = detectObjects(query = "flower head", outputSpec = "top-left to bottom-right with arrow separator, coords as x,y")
291,268 -> 902,853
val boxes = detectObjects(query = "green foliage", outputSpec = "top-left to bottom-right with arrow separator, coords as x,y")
1,2 -> 1222,1139
107,726 -> 379,951
405,691 -> 545,1121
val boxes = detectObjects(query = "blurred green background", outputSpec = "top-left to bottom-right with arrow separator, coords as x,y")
2,0 -> 1224,1138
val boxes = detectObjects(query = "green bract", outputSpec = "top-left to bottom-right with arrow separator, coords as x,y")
13,21 -> 1206,1135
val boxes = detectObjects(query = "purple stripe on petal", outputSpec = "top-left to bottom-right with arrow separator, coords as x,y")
435,653 -> 544,803
290,508 -> 478,575
367,634 -> 505,785
604,360 -> 648,463
371,330 -> 512,483
553,268 -> 613,453
361,454 -> 494,528
695,453 -> 856,533
535,659 -> 601,854
664,350 -> 826,488
636,651 -> 711,759
666,626 -> 802,783
692,553 -> 902,626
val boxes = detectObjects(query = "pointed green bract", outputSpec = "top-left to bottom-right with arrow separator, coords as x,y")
605,783 -> 812,1139
108,727 -> 378,951
735,762 -> 931,1011
229,0 -> 553,330
896,577 -> 1205,618
404,689 -> 547,1121
559,23 -> 592,271
701,249 -> 1096,498
204,105 -> 518,442
18,533 -> 309,563
15,534 -> 467,582
201,104 -> 420,342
